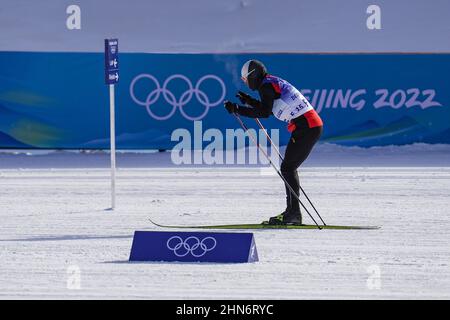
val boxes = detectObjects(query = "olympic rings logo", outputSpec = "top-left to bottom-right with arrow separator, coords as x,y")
129,74 -> 226,121
166,236 -> 217,257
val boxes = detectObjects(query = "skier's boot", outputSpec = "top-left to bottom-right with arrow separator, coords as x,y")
282,210 -> 302,225
263,208 -> 289,225
266,208 -> 302,225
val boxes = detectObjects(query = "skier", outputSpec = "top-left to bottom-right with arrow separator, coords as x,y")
224,60 -> 323,225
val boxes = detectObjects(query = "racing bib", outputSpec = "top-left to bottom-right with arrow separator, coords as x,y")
263,75 -> 313,122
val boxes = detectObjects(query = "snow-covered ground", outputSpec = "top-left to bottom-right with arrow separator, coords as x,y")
0,145 -> 449,299
1,143 -> 449,168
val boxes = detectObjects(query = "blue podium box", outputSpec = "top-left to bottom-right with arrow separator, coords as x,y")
129,231 -> 258,263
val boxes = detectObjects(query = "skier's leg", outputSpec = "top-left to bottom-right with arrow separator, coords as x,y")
281,137 -> 300,213
279,126 -> 323,222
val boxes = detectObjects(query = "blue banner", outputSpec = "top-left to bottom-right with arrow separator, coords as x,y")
0,52 -> 449,149
129,231 -> 259,263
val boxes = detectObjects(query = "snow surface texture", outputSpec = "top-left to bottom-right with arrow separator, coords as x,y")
0,145 -> 449,299
0,143 -> 449,168
1,0 -> 450,53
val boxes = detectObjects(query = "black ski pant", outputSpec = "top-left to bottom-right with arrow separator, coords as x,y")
280,126 -> 323,213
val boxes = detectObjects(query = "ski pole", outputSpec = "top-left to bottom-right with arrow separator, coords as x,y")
232,113 -> 322,230
254,118 -> 327,226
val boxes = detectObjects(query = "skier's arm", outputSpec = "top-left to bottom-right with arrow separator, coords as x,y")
236,84 -> 277,118
237,91 -> 262,108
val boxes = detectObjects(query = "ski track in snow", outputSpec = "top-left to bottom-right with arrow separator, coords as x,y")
0,166 -> 449,299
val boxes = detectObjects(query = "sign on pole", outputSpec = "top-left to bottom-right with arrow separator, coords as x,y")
104,39 -> 119,209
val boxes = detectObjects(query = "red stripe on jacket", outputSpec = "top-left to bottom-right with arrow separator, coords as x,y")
287,110 -> 323,132
271,82 -> 282,94
304,109 -> 323,128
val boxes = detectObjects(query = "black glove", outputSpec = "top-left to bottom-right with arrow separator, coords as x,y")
236,91 -> 252,105
224,100 -> 238,114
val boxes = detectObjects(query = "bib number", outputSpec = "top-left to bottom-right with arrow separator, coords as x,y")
290,104 -> 305,117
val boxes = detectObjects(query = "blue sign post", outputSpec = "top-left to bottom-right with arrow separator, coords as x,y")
104,39 -> 119,210
104,39 -> 119,85
129,231 -> 259,263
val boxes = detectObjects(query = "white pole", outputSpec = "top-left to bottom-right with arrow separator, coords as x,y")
109,83 -> 116,210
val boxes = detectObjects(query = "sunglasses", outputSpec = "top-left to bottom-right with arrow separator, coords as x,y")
241,69 -> 255,84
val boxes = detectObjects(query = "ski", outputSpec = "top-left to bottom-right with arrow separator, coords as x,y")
149,219 -> 380,230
